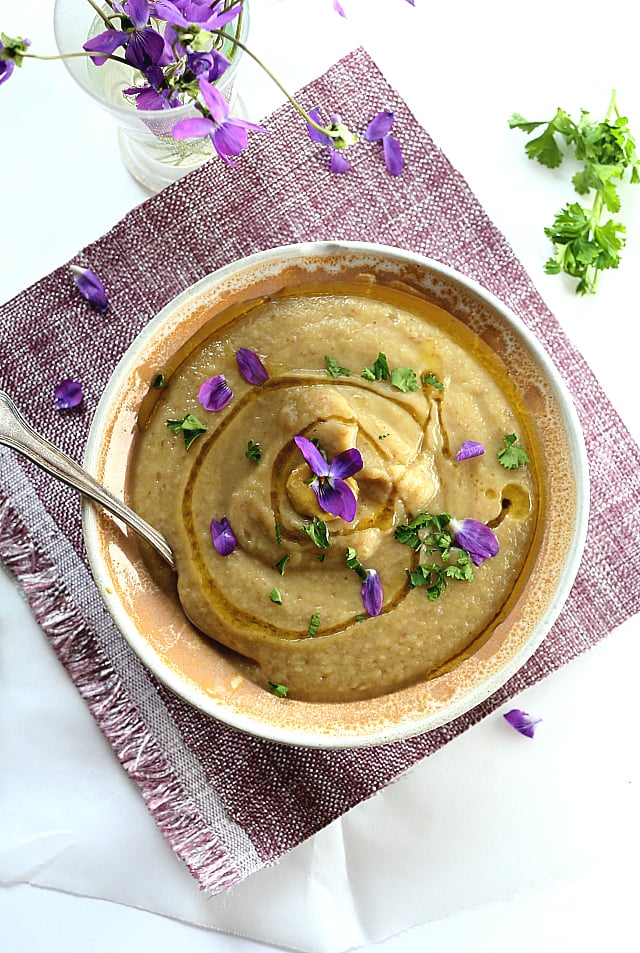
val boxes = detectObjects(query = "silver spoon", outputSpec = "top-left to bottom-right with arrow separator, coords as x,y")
0,390 -> 175,570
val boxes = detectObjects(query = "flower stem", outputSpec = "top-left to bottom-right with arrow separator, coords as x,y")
84,0 -> 114,31
210,28 -> 339,140
23,50 -> 129,66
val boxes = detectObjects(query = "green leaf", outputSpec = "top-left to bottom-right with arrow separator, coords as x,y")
268,681 -> 288,697
274,554 -> 291,575
345,546 -> 367,581
391,367 -> 419,392
269,588 -> 283,605
166,414 -> 207,449
362,352 -> 390,381
325,355 -> 351,377
497,433 -> 530,469
245,439 -> 262,461
307,612 -> 321,637
422,372 -> 444,390
301,516 -> 331,549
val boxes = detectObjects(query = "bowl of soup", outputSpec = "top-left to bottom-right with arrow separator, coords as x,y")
82,241 -> 588,747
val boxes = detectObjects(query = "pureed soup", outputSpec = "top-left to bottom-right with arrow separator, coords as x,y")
129,281 -> 540,703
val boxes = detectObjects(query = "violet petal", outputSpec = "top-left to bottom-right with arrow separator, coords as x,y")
382,133 -> 404,176
449,517 -> 499,566
456,440 -> 485,461
365,109 -> 395,142
236,347 -> 269,385
329,150 -> 351,174
54,379 -> 83,410
69,265 -> 108,312
294,435 -> 329,478
362,569 -> 383,617
198,375 -> 233,411
210,516 -> 237,556
306,107 -> 333,146
503,708 -> 542,739
315,478 -> 357,522
328,447 -> 363,481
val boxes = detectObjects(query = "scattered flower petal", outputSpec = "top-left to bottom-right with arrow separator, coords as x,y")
365,109 -> 395,142
449,517 -> 499,566
236,347 -> 269,385
362,569 -> 383,617
70,265 -> 108,312
198,375 -> 233,411
54,379 -> 83,410
456,440 -> 485,461
382,133 -> 404,175
210,516 -> 237,556
329,150 -> 351,173
503,708 -> 542,738
294,435 -> 363,522
333,1 -> 347,16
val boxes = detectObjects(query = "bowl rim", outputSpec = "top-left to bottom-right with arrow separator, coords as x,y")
82,240 -> 590,748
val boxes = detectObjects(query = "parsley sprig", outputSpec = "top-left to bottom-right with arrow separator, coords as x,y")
497,433 -> 530,470
510,90 -> 640,294
395,512 -> 474,601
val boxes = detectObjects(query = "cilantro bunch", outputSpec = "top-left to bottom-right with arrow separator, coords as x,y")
510,91 -> 640,294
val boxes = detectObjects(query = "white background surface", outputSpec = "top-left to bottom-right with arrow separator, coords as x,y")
1,1 -> 639,951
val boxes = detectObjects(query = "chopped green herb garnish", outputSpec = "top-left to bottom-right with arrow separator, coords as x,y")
355,614 -> 365,622
423,372 -> 444,390
391,367 -> 419,393
268,681 -> 288,697
152,373 -> 168,388
307,612 -> 321,637
397,512 -> 475,600
378,433 -> 390,440
362,351 -> 390,381
269,588 -> 283,605
166,414 -> 207,450
274,554 -> 291,575
275,522 -> 282,546
325,355 -> 351,377
245,439 -> 262,461
395,512 -> 452,553
497,433 -> 530,470
301,516 -> 331,549
345,545 -> 367,581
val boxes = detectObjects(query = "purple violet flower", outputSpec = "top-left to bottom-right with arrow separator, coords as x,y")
364,109 -> 404,176
448,517 -> 499,566
294,435 -> 363,522
362,569 -> 383,617
236,347 -> 269,385
306,107 -> 354,173
84,0 -> 170,71
186,49 -> 230,83
198,375 -> 233,411
210,516 -> 237,556
0,36 -> 27,85
154,0 -> 241,32
333,1 -> 347,16
172,78 -> 268,166
455,440 -> 485,461
70,265 -> 109,313
54,379 -> 83,410
503,708 -> 542,739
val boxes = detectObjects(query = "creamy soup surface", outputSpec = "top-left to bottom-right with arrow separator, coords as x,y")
130,287 -> 539,702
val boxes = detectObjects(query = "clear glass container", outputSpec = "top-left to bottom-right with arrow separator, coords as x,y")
53,0 -> 249,192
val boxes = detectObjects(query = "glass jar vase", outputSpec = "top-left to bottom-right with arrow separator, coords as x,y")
53,0 -> 249,192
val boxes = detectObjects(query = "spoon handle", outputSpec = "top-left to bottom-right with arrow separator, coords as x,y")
0,390 -> 175,570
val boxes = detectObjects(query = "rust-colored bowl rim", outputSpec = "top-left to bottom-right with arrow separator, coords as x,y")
82,241 -> 589,748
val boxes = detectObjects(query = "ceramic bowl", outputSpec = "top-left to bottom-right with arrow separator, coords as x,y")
83,242 -> 589,748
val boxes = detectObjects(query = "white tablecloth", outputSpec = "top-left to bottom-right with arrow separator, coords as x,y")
1,2 -> 639,951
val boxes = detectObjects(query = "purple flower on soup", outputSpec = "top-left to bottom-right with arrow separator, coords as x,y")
210,516 -> 237,556
364,109 -> 404,176
362,569 -> 383,617
503,708 -> 542,739
84,0 -> 170,72
294,435 -> 363,522
456,440 -> 485,461
172,78 -> 268,165
236,348 -> 269,385
70,265 -> 109,313
54,379 -> 83,410
199,375 -> 233,411
448,517 -> 499,566
333,1 -> 347,16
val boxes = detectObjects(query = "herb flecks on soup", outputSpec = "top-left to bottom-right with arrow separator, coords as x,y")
129,289 -> 538,702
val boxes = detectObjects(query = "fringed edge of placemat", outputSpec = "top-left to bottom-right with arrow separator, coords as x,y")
0,493 -> 255,895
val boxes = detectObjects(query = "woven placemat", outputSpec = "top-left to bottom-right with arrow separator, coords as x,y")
1,48 -> 639,894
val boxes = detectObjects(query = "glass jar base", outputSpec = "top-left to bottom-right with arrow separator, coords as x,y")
117,129 -> 213,193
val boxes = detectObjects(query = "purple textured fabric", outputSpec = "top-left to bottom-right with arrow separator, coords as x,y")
1,48 -> 639,894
